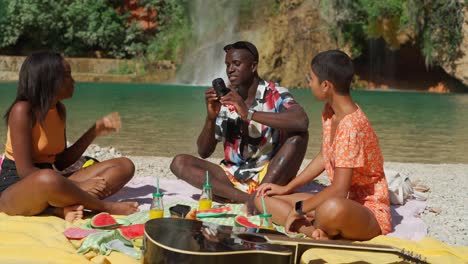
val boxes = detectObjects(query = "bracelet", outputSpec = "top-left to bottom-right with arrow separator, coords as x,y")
247,109 -> 256,121
295,200 -> 305,215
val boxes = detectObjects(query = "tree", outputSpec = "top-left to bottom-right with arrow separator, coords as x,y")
0,0 -> 153,58
323,0 -> 464,67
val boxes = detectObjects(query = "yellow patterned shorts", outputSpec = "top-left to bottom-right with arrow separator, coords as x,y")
221,163 -> 269,194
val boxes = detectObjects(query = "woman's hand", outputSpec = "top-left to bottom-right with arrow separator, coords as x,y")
256,183 -> 290,197
284,208 -> 307,234
95,112 -> 122,137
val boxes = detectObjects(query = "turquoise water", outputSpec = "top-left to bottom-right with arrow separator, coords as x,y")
1,82 -> 467,164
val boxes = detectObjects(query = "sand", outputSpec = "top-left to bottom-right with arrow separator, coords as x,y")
83,145 -> 467,246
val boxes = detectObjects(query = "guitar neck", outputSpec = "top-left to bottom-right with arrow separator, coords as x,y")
265,234 -> 400,253
264,234 -> 427,264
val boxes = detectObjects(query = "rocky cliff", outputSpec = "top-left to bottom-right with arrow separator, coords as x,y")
441,4 -> 468,88
235,0 -> 467,92
239,0 -> 337,88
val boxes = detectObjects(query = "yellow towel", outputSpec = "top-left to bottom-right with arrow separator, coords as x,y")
0,213 -> 139,264
300,235 -> 468,264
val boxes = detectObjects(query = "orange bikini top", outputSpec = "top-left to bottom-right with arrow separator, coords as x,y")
4,108 -> 65,164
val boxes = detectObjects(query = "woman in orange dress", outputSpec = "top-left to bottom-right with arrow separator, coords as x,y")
255,50 -> 391,240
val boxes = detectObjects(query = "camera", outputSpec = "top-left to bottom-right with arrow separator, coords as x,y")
212,78 -> 231,97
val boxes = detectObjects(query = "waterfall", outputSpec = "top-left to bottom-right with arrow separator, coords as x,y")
176,0 -> 242,86
367,38 -> 396,88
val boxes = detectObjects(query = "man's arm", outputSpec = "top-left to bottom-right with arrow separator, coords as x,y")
196,117 -> 218,158
197,87 -> 221,158
220,90 -> 308,133
249,105 -> 308,133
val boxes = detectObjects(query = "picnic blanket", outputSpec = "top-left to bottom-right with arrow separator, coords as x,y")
106,176 -> 429,241
0,212 -> 137,264
0,176 -> 464,263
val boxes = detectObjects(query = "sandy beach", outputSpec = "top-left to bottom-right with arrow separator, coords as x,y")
79,144 -> 468,246
125,155 -> 468,247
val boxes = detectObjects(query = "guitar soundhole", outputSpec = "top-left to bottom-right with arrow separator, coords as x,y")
236,233 -> 268,243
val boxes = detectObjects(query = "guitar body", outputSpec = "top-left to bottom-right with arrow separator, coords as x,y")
143,218 -> 292,264
143,218 -> 426,264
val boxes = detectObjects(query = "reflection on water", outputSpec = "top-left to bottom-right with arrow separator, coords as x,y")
0,82 -> 467,164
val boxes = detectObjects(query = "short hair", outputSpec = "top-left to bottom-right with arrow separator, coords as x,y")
311,50 -> 354,95
223,41 -> 259,62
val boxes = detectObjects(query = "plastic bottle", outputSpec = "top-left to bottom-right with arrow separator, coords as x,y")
259,213 -> 274,230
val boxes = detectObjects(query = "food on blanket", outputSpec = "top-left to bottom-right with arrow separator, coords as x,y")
149,209 -> 164,219
196,206 -> 232,218
170,204 -> 191,218
118,224 -> 144,239
63,227 -> 101,240
91,212 -> 121,229
235,215 -> 259,228
116,218 -> 131,226
185,209 -> 198,220
197,206 -> 232,214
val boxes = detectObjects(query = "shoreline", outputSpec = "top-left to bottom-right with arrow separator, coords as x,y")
127,156 -> 467,246
1,80 -> 466,94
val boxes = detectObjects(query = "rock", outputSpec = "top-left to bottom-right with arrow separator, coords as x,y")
442,4 -> 468,87
428,207 -> 442,214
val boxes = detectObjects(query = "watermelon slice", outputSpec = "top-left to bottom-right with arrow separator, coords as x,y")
118,224 -> 144,239
235,215 -> 259,228
63,227 -> 101,240
90,212 -> 121,229
197,206 -> 232,214
196,206 -> 232,218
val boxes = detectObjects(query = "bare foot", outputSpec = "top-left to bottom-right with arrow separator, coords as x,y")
311,228 -> 330,240
48,205 -> 84,222
75,177 -> 110,199
105,201 -> 139,215
64,205 -> 84,222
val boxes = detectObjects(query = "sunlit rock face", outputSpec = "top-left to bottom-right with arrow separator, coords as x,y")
442,5 -> 468,88
176,0 -> 337,88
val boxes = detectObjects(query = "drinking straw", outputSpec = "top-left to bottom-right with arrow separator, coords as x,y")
156,177 -> 160,194
206,171 -> 209,185
261,196 -> 267,214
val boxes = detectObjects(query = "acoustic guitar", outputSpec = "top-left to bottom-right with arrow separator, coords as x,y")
142,218 -> 427,264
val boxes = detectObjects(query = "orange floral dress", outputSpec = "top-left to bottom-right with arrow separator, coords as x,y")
321,103 -> 392,234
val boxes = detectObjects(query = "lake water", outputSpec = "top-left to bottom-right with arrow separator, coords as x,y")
1,82 -> 467,164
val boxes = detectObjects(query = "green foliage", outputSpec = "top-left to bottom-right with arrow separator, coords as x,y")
109,60 -> 137,75
144,0 -> 190,62
409,0 -> 464,66
0,0 -> 149,58
324,0 -> 464,66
